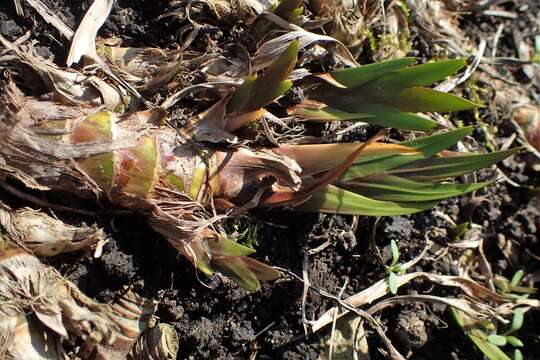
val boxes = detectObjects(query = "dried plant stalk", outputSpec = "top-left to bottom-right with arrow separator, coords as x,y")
0,201 -> 105,257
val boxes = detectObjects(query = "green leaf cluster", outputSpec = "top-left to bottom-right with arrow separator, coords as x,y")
294,58 -> 477,131
300,127 -> 519,215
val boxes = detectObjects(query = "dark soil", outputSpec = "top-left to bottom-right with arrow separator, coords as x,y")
0,0 -> 538,359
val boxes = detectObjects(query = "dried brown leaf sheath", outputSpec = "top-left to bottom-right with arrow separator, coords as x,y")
0,201 -> 105,257
0,249 -> 174,359
0,315 -> 68,360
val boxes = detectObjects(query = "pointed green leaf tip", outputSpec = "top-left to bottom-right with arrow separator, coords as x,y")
208,235 -> 256,257
298,129 -> 519,217
203,235 -> 280,291
211,256 -> 280,291
228,40 -> 299,113
339,176 -> 492,202
330,57 -> 417,88
401,126 -> 474,157
388,87 -> 476,112
330,58 -> 466,89
297,58 -> 477,131
371,59 -> 468,89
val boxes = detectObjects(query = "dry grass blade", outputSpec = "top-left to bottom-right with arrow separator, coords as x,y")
252,12 -> 358,71
21,0 -> 75,39
13,0 -> 25,16
67,0 -> 114,66
311,271 -> 538,332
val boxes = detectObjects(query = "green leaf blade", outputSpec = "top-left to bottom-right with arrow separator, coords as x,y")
388,272 -> 399,294
391,148 -> 521,181
377,87 -> 477,112
338,176 -> 492,202
212,256 -> 260,291
297,185 -> 437,216
487,335 -> 508,347
400,127 -> 474,157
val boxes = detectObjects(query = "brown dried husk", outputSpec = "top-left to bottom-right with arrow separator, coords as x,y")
0,201 -> 105,257
0,249 -> 171,359
0,35 -> 126,111
0,249 -> 117,341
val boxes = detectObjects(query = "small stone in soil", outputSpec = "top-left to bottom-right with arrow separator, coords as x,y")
382,217 -> 413,242
394,309 -> 429,350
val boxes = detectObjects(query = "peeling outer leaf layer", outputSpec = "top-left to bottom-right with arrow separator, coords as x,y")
0,82 -> 279,291
289,58 -> 476,131
0,315 -> 68,360
0,249 -> 129,345
0,249 -> 178,360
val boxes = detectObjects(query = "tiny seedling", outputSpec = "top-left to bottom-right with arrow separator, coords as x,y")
448,221 -> 470,240
494,270 -> 537,298
452,307 -> 527,360
386,240 -> 405,294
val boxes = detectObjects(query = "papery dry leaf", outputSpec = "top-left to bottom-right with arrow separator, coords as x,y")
83,292 -> 159,360
67,0 -> 114,66
0,249 -> 175,359
0,249 -> 115,341
13,0 -> 25,16
251,19 -> 358,71
311,271 -> 538,332
21,0 -> 75,39
0,35 -> 126,110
